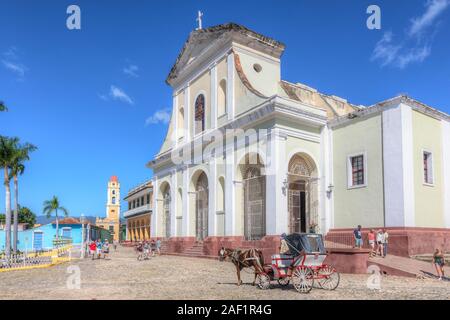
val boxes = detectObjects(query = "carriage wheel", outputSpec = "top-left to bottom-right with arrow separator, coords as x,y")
317,265 -> 340,290
277,278 -> 290,286
257,273 -> 271,290
292,266 -> 314,293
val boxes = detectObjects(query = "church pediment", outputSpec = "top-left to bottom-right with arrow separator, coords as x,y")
166,23 -> 285,86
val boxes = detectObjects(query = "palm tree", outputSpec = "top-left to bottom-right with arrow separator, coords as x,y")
0,136 -> 19,258
43,196 -> 68,240
10,141 -> 37,253
0,101 -> 7,112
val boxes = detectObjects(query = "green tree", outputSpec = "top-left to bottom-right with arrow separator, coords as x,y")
43,196 -> 68,239
10,141 -> 37,252
0,101 -> 7,112
18,206 -> 36,227
0,136 -> 19,258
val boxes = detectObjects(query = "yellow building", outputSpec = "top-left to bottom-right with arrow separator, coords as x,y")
123,180 -> 153,242
96,176 -> 121,241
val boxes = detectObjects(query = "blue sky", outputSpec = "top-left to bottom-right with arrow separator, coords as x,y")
1,0 -> 449,218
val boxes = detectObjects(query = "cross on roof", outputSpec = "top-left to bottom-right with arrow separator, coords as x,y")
196,10 -> 203,30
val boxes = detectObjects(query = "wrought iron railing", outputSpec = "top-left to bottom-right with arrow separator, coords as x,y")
324,232 -> 370,249
0,244 -> 72,271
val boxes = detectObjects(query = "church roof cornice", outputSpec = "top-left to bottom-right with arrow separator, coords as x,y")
166,22 -> 285,86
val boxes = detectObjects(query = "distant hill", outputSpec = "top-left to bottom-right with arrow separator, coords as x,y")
36,216 -> 97,225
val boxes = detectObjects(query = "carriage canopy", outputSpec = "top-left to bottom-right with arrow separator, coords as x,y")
284,233 -> 326,255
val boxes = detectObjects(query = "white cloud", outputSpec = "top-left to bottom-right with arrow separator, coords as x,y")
109,85 -> 134,105
409,0 -> 450,37
123,64 -> 139,78
371,32 -> 402,67
2,47 -> 27,79
371,31 -> 431,69
3,46 -> 18,59
371,0 -> 449,69
397,45 -> 431,69
145,108 -> 171,125
2,60 -> 27,77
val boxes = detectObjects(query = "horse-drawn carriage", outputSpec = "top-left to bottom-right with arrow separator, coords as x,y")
256,233 -> 340,293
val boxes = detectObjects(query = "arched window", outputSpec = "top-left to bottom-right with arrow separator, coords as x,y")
112,197 -> 116,204
243,164 -> 266,240
218,79 -> 227,117
194,94 -> 205,135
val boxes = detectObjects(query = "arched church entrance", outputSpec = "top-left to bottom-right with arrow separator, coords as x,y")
195,172 -> 209,240
287,154 -> 319,234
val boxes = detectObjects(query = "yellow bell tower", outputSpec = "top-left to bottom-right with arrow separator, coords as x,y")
96,176 -> 121,241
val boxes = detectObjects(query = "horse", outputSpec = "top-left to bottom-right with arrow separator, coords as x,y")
218,247 -> 265,286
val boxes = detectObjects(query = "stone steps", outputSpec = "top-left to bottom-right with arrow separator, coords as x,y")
368,254 -> 450,278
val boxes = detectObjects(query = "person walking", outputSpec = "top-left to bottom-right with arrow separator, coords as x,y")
368,229 -> 376,256
433,249 -> 445,280
96,239 -> 103,259
89,241 -> 96,260
353,225 -> 363,249
143,241 -> 150,259
376,229 -> 384,257
113,239 -> 118,251
103,239 -> 110,259
156,239 -> 161,256
382,229 -> 389,257
151,239 -> 156,257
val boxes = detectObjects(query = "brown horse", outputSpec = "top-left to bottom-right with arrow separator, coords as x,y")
218,247 -> 265,286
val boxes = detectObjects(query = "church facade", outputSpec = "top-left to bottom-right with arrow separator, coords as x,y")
148,23 -> 450,256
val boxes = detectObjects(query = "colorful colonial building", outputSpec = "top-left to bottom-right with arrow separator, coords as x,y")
123,180 -> 153,242
147,23 -> 450,257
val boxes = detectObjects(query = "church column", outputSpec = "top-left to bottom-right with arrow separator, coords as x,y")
152,177 -> 159,237
184,85 -> 191,141
170,170 -> 177,237
226,52 -> 235,121
442,120 -> 450,228
266,128 -> 287,235
225,144 -> 236,235
209,157 -> 217,236
182,166 -> 191,236
173,94 -> 179,147
321,124 -> 333,233
383,104 -> 415,227
210,63 -> 218,129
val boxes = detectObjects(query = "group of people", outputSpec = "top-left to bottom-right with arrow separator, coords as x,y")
353,225 -> 389,257
88,239 -> 117,260
354,225 -> 447,280
136,239 -> 161,260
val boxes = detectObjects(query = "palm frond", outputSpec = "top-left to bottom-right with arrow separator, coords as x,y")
59,206 -> 69,217
0,101 -> 7,112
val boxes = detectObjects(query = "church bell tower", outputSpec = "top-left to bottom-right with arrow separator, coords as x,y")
96,175 -> 121,241
106,176 -> 121,220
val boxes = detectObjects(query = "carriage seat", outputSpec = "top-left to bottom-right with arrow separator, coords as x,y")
271,254 -> 294,268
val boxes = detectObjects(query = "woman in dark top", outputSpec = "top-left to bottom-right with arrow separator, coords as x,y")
433,248 -> 445,280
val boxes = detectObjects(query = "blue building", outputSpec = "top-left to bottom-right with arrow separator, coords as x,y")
0,217 -> 111,252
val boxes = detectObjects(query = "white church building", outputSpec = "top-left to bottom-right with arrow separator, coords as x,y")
148,23 -> 450,257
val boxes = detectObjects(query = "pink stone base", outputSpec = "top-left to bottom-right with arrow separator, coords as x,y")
324,248 -> 371,274
326,227 -> 450,257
